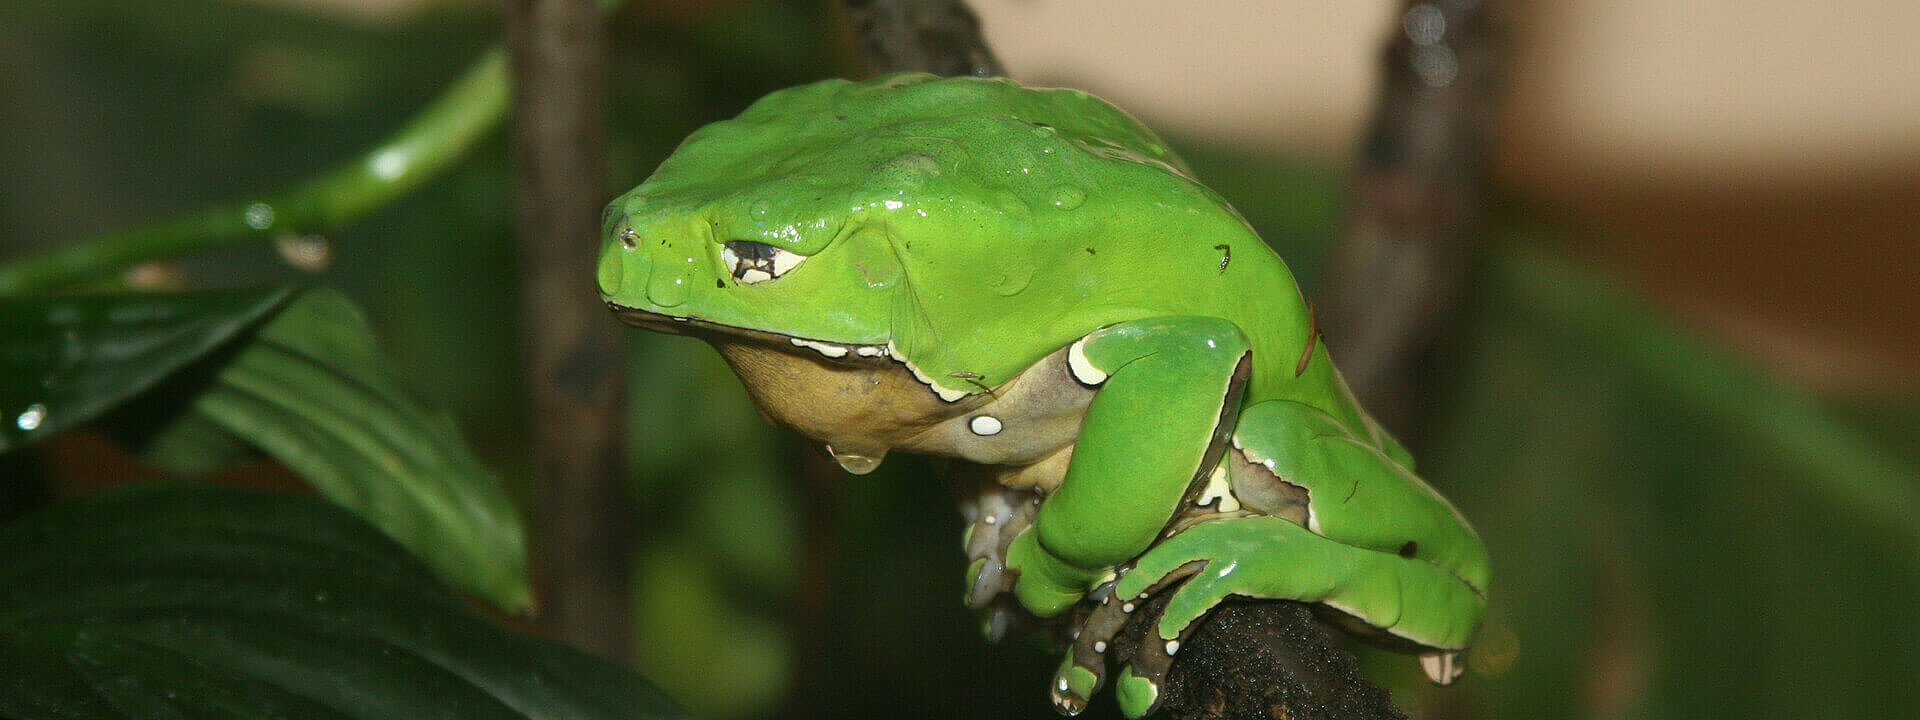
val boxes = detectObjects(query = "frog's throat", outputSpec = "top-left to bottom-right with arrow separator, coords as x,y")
606,302 -> 970,402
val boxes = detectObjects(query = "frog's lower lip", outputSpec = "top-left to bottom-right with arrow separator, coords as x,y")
606,302 -> 890,363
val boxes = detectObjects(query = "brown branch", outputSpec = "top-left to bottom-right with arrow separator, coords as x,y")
1316,0 -> 1511,433
507,0 -> 633,661
838,0 -> 1005,78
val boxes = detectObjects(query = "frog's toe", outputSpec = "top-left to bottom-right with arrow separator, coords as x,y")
962,484 -> 1040,610
967,555 -> 1009,609
1113,664 -> 1165,720
1049,653 -> 1100,716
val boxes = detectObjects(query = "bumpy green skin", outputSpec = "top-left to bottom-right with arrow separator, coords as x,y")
600,73 -> 1489,715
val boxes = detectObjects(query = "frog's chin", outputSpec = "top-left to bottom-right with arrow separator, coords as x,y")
606,302 -> 891,365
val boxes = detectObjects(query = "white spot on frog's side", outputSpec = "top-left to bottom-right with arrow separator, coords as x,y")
1121,602 -> 1136,614
855,346 -> 885,357
1057,677 -> 1070,692
1164,640 -> 1180,656
16,404 -> 47,431
790,338 -> 850,359
887,342 -> 971,402
1093,640 -> 1108,653
969,415 -> 1003,436
1196,464 -> 1241,512
1067,337 -> 1108,386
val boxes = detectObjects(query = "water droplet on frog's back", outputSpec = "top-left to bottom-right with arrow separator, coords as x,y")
1048,185 -> 1086,210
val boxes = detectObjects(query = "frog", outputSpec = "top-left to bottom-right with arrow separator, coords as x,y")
598,72 -> 1489,718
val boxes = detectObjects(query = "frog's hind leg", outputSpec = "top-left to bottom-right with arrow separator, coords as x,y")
1065,400 -> 1491,715
1230,399 -> 1490,601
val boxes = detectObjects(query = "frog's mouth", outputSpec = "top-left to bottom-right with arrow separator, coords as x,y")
606,302 -> 892,365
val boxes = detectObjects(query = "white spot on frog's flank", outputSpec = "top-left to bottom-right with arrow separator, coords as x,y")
982,515 -> 997,525
1057,677 -> 1069,692
1093,640 -> 1108,653
1196,464 -> 1241,512
243,202 -> 275,230
16,404 -> 47,431
1165,640 -> 1180,656
1067,337 -> 1108,385
882,199 -> 906,210
1121,602 -> 1135,614
368,148 -> 408,181
969,415 -> 1003,436
790,338 -> 850,359
855,345 -> 885,357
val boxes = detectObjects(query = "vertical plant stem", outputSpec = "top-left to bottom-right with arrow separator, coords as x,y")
1316,0 -> 1511,432
508,0 -> 631,661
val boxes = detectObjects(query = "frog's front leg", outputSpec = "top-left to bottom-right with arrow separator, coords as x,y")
1003,316 -> 1252,616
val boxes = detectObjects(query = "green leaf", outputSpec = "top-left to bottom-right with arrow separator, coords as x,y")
0,483 -> 688,720
0,287 -> 297,454
0,287 -> 531,611
185,288 -> 532,612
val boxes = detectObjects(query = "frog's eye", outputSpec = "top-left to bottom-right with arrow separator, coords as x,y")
721,240 -> 807,284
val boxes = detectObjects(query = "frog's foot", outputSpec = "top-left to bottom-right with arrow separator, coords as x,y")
962,483 -> 1042,624
1050,562 -> 1205,718
1112,516 -> 1484,691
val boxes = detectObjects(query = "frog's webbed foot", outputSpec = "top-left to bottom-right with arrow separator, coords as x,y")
1049,561 -> 1207,718
961,480 -> 1043,640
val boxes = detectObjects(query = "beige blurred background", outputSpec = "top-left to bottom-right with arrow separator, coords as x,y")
973,0 -> 1920,395
256,0 -> 1920,393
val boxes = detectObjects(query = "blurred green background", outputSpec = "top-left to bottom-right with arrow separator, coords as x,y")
3,1 -> 1916,719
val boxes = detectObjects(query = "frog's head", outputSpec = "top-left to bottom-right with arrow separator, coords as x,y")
596,154 -> 909,357
599,73 -> 1201,371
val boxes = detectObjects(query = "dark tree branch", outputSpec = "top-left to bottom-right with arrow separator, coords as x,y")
1317,0 -> 1511,432
507,0 -> 633,661
1157,602 -> 1408,720
839,0 -> 1005,78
